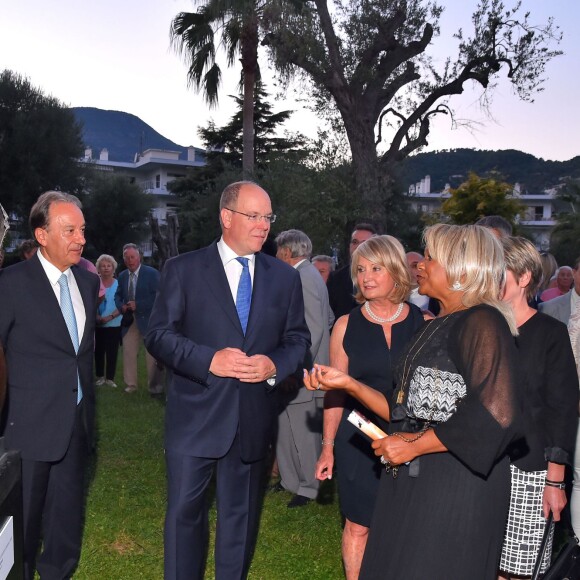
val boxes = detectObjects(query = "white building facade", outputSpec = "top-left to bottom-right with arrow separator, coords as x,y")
406,175 -> 560,250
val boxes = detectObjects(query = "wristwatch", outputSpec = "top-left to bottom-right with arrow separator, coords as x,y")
266,375 -> 276,387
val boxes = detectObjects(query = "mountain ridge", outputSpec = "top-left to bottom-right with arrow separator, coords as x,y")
72,106 -> 203,163
398,148 -> 580,193
72,107 -> 580,192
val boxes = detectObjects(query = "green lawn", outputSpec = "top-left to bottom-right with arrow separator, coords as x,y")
75,346 -> 343,579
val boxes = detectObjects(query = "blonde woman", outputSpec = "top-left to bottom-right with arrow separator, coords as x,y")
315,235 -> 425,579
306,224 -> 521,580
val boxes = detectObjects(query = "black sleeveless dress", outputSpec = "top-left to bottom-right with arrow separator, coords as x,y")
334,303 -> 424,526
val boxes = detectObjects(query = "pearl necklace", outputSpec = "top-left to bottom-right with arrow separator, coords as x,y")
364,300 -> 404,323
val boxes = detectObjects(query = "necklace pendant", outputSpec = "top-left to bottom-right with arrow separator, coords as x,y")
396,390 -> 404,405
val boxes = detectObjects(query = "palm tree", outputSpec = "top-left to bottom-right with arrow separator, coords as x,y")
170,0 -> 260,176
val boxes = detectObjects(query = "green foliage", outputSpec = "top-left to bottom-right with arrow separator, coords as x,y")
171,152 -> 360,257
82,171 -> 154,260
550,180 -> 580,266
171,0 -> 257,106
0,70 -> 86,218
385,199 -> 426,253
441,172 -> 525,226
200,83 -> 305,169
262,153 -> 360,258
170,165 -> 238,251
170,122 -> 423,260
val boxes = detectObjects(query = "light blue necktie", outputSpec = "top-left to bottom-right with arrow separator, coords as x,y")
58,273 -> 83,404
235,257 -> 252,334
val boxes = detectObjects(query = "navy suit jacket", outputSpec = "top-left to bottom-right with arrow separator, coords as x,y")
115,264 -> 160,336
145,242 -> 310,463
0,254 -> 99,461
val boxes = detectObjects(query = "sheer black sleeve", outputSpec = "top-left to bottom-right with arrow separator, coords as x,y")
434,305 -> 520,477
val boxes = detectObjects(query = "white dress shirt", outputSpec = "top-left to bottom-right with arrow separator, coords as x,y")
217,237 -> 256,304
37,249 -> 86,344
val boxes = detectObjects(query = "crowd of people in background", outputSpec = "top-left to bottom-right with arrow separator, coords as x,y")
0,185 -> 579,580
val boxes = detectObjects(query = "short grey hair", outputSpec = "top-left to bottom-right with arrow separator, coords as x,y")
312,255 -> 335,271
122,243 -> 140,255
275,229 -> 312,259
29,190 -> 82,233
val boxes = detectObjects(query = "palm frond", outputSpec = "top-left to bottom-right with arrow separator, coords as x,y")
203,64 -> 223,105
223,19 -> 242,66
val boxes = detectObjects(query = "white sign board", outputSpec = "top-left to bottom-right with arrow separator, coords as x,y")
0,517 -> 14,580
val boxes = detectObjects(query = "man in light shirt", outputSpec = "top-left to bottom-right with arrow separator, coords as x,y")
0,191 -> 99,580
145,181 -> 310,579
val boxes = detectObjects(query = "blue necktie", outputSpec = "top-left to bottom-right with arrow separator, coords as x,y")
235,257 -> 252,334
58,273 -> 83,404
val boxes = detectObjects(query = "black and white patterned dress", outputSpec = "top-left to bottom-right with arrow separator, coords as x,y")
500,312 -> 578,575
360,305 -> 520,580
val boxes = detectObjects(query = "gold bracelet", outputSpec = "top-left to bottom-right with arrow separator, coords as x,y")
392,429 -> 429,443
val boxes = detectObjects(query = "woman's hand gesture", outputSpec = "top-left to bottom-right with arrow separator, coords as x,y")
303,364 -> 353,392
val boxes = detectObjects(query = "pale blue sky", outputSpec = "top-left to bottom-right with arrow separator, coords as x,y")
1,0 -> 578,161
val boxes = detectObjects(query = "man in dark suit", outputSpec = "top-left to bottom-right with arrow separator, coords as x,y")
274,229 -> 333,507
115,243 -> 163,396
327,223 -> 376,318
145,181 -> 310,579
0,191 -> 99,580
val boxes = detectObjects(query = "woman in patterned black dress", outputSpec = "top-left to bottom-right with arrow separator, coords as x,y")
305,224 -> 522,580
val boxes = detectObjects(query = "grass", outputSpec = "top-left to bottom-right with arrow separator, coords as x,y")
74,346 -> 344,579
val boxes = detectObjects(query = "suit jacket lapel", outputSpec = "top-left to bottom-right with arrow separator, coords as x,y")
566,293 -> 572,322
28,256 -> 77,352
245,252 -> 270,341
118,270 -> 128,300
203,243 -> 243,333
72,265 -> 96,350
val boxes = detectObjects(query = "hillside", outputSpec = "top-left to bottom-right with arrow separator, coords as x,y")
71,107 -> 579,192
72,107 -> 203,162
398,148 -> 580,193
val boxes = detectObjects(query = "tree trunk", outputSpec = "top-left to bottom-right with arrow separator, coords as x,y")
241,15 -> 259,178
340,109 -> 387,230
150,212 -> 180,271
242,68 -> 255,177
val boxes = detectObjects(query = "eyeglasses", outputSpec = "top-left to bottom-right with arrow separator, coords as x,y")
225,208 -> 277,224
